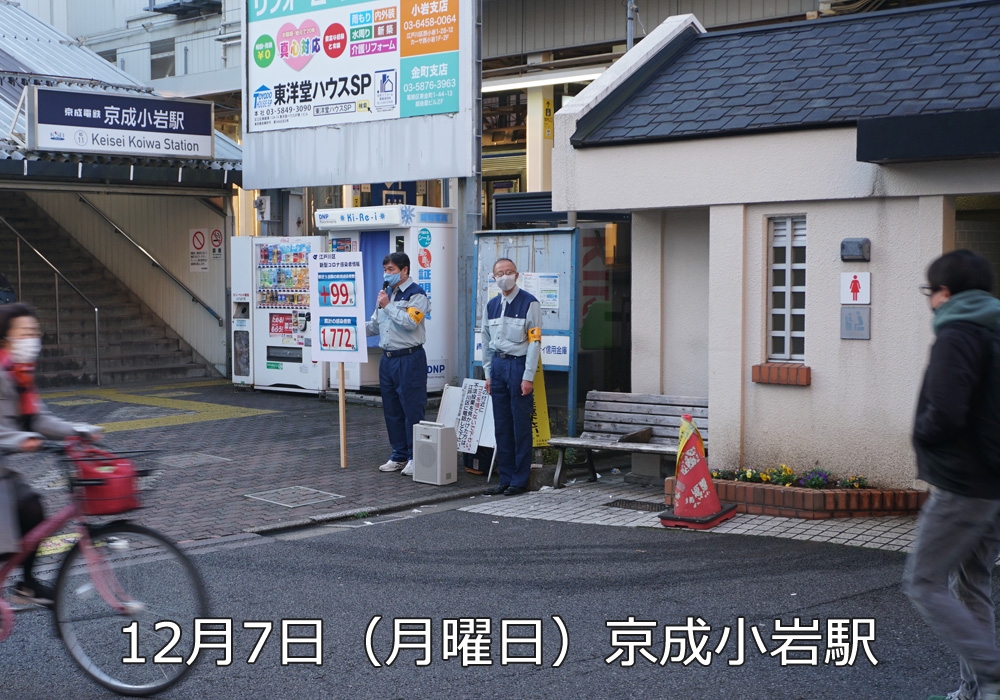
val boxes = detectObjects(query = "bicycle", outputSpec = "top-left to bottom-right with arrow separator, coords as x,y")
0,436 -> 208,696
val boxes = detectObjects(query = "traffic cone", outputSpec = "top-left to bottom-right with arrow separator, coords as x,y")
658,414 -> 737,530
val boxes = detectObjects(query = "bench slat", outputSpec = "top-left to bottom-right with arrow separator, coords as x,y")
584,412 -> 709,431
547,436 -> 680,455
587,391 -> 708,407
584,400 -> 709,418
584,423 -> 708,445
583,413 -> 708,437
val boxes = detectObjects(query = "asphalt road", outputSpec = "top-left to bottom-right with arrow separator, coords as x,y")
0,507 -> 963,700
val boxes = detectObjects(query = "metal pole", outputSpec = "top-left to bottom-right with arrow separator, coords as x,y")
16,238 -> 21,301
626,1 -> 635,50
54,273 -> 60,345
94,307 -> 101,387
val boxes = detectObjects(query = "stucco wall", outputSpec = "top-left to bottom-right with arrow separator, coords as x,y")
708,197 -> 949,488
661,208 -> 710,398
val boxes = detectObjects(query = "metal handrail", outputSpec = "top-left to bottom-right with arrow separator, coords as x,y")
0,215 -> 102,386
77,195 -> 224,327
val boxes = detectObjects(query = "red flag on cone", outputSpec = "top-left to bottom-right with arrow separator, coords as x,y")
658,414 -> 736,530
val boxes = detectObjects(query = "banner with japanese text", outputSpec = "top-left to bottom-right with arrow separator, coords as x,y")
309,251 -> 369,363
247,0 -> 463,132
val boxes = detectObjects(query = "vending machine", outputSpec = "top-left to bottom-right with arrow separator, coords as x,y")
231,235 -> 330,393
313,205 -> 456,392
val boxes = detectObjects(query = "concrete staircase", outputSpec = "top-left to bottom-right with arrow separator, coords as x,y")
0,191 -> 212,387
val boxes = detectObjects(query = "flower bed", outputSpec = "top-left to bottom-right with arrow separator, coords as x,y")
662,477 -> 928,519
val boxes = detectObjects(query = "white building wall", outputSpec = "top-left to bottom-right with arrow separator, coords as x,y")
552,15 -> 1000,488
24,192 -> 228,371
730,197 -> 947,487
661,207 -> 709,398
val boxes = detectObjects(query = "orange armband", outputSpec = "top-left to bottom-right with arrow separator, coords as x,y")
527,327 -> 542,342
407,307 -> 425,324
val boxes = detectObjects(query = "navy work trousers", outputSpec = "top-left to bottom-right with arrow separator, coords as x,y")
379,347 -> 427,462
490,354 -> 533,489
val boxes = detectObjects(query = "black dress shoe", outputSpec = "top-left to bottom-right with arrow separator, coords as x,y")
483,485 -> 508,495
503,486 -> 527,496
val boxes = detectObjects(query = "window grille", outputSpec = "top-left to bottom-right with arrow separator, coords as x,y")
768,216 -> 806,361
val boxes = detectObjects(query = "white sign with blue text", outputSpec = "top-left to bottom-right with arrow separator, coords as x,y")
309,251 -> 368,362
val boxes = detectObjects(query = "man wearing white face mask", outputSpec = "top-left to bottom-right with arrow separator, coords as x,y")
481,258 -> 542,496
366,252 -> 430,476
0,304 -> 101,606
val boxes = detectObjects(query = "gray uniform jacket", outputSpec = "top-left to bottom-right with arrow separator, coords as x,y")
365,278 -> 431,351
0,368 -> 90,554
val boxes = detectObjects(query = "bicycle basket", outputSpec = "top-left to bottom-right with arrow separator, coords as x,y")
69,445 -> 141,516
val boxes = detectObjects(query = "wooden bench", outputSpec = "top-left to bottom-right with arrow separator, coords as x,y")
548,391 -> 708,487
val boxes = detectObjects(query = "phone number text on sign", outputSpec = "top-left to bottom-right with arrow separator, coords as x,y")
320,318 -> 358,351
318,272 -> 357,307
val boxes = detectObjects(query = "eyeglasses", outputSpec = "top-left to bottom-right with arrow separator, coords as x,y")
919,284 -> 940,297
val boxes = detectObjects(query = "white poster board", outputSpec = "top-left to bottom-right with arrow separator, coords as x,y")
308,251 -> 369,362
437,379 -> 496,454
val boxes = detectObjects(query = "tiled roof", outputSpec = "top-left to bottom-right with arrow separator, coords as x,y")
572,0 -> 1000,147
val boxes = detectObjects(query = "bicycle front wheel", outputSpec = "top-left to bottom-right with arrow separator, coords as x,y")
54,522 -> 208,697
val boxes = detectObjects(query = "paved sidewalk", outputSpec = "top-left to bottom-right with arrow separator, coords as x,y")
12,377 -> 921,555
12,379 -> 487,544
462,476 -> 919,553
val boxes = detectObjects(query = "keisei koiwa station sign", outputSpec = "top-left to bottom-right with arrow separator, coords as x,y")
26,86 -> 214,159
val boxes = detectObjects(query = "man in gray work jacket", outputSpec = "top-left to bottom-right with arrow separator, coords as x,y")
481,258 -> 542,496
366,252 -> 430,477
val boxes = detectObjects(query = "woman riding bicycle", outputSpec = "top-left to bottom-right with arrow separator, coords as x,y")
0,303 -> 100,606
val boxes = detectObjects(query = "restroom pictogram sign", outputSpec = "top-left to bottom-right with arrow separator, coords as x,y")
840,272 -> 870,305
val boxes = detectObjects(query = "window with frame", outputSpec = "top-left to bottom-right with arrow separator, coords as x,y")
768,216 -> 806,361
150,38 -> 175,79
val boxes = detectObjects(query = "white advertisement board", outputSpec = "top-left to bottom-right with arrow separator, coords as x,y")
243,0 -> 475,188
309,251 -> 369,362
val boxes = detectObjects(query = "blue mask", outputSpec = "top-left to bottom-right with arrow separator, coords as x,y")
384,272 -> 401,287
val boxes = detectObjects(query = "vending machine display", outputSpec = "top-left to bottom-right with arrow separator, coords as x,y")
313,206 -> 457,392
231,236 -> 329,393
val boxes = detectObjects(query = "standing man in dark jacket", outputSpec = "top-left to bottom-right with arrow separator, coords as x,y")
904,250 -> 1000,700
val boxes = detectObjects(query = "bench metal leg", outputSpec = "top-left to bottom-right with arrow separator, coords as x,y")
586,450 -> 598,482
553,448 -> 565,488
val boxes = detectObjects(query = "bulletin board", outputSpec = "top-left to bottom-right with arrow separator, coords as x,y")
471,228 -> 579,435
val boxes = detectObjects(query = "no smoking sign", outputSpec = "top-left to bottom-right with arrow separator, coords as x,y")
211,229 -> 224,260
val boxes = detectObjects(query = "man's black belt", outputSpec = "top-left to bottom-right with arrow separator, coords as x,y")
495,352 -> 525,360
383,345 -> 422,358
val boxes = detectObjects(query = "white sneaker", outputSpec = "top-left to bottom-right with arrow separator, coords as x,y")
401,460 -> 414,476
378,459 -> 406,472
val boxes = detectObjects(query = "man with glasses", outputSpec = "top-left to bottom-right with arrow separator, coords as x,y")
481,258 -> 542,497
905,250 -> 1000,700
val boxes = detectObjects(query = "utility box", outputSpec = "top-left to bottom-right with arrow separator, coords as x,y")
412,421 -> 457,485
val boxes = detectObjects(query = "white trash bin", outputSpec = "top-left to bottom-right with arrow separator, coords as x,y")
412,421 -> 457,485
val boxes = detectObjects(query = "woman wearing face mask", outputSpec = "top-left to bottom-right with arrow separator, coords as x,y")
0,303 -> 100,606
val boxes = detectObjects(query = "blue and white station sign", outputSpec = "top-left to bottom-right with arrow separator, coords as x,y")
27,86 -> 214,159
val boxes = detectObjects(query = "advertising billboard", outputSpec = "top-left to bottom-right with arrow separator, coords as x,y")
243,0 -> 476,188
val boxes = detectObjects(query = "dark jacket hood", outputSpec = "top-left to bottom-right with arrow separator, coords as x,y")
933,289 -> 1000,334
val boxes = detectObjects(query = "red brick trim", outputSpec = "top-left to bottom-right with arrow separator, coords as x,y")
751,362 -> 811,386
663,477 -> 927,519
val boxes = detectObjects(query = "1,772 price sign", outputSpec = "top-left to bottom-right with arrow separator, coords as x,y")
320,318 -> 358,351
309,251 -> 368,363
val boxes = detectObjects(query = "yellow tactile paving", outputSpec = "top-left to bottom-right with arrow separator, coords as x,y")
38,382 -> 274,433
